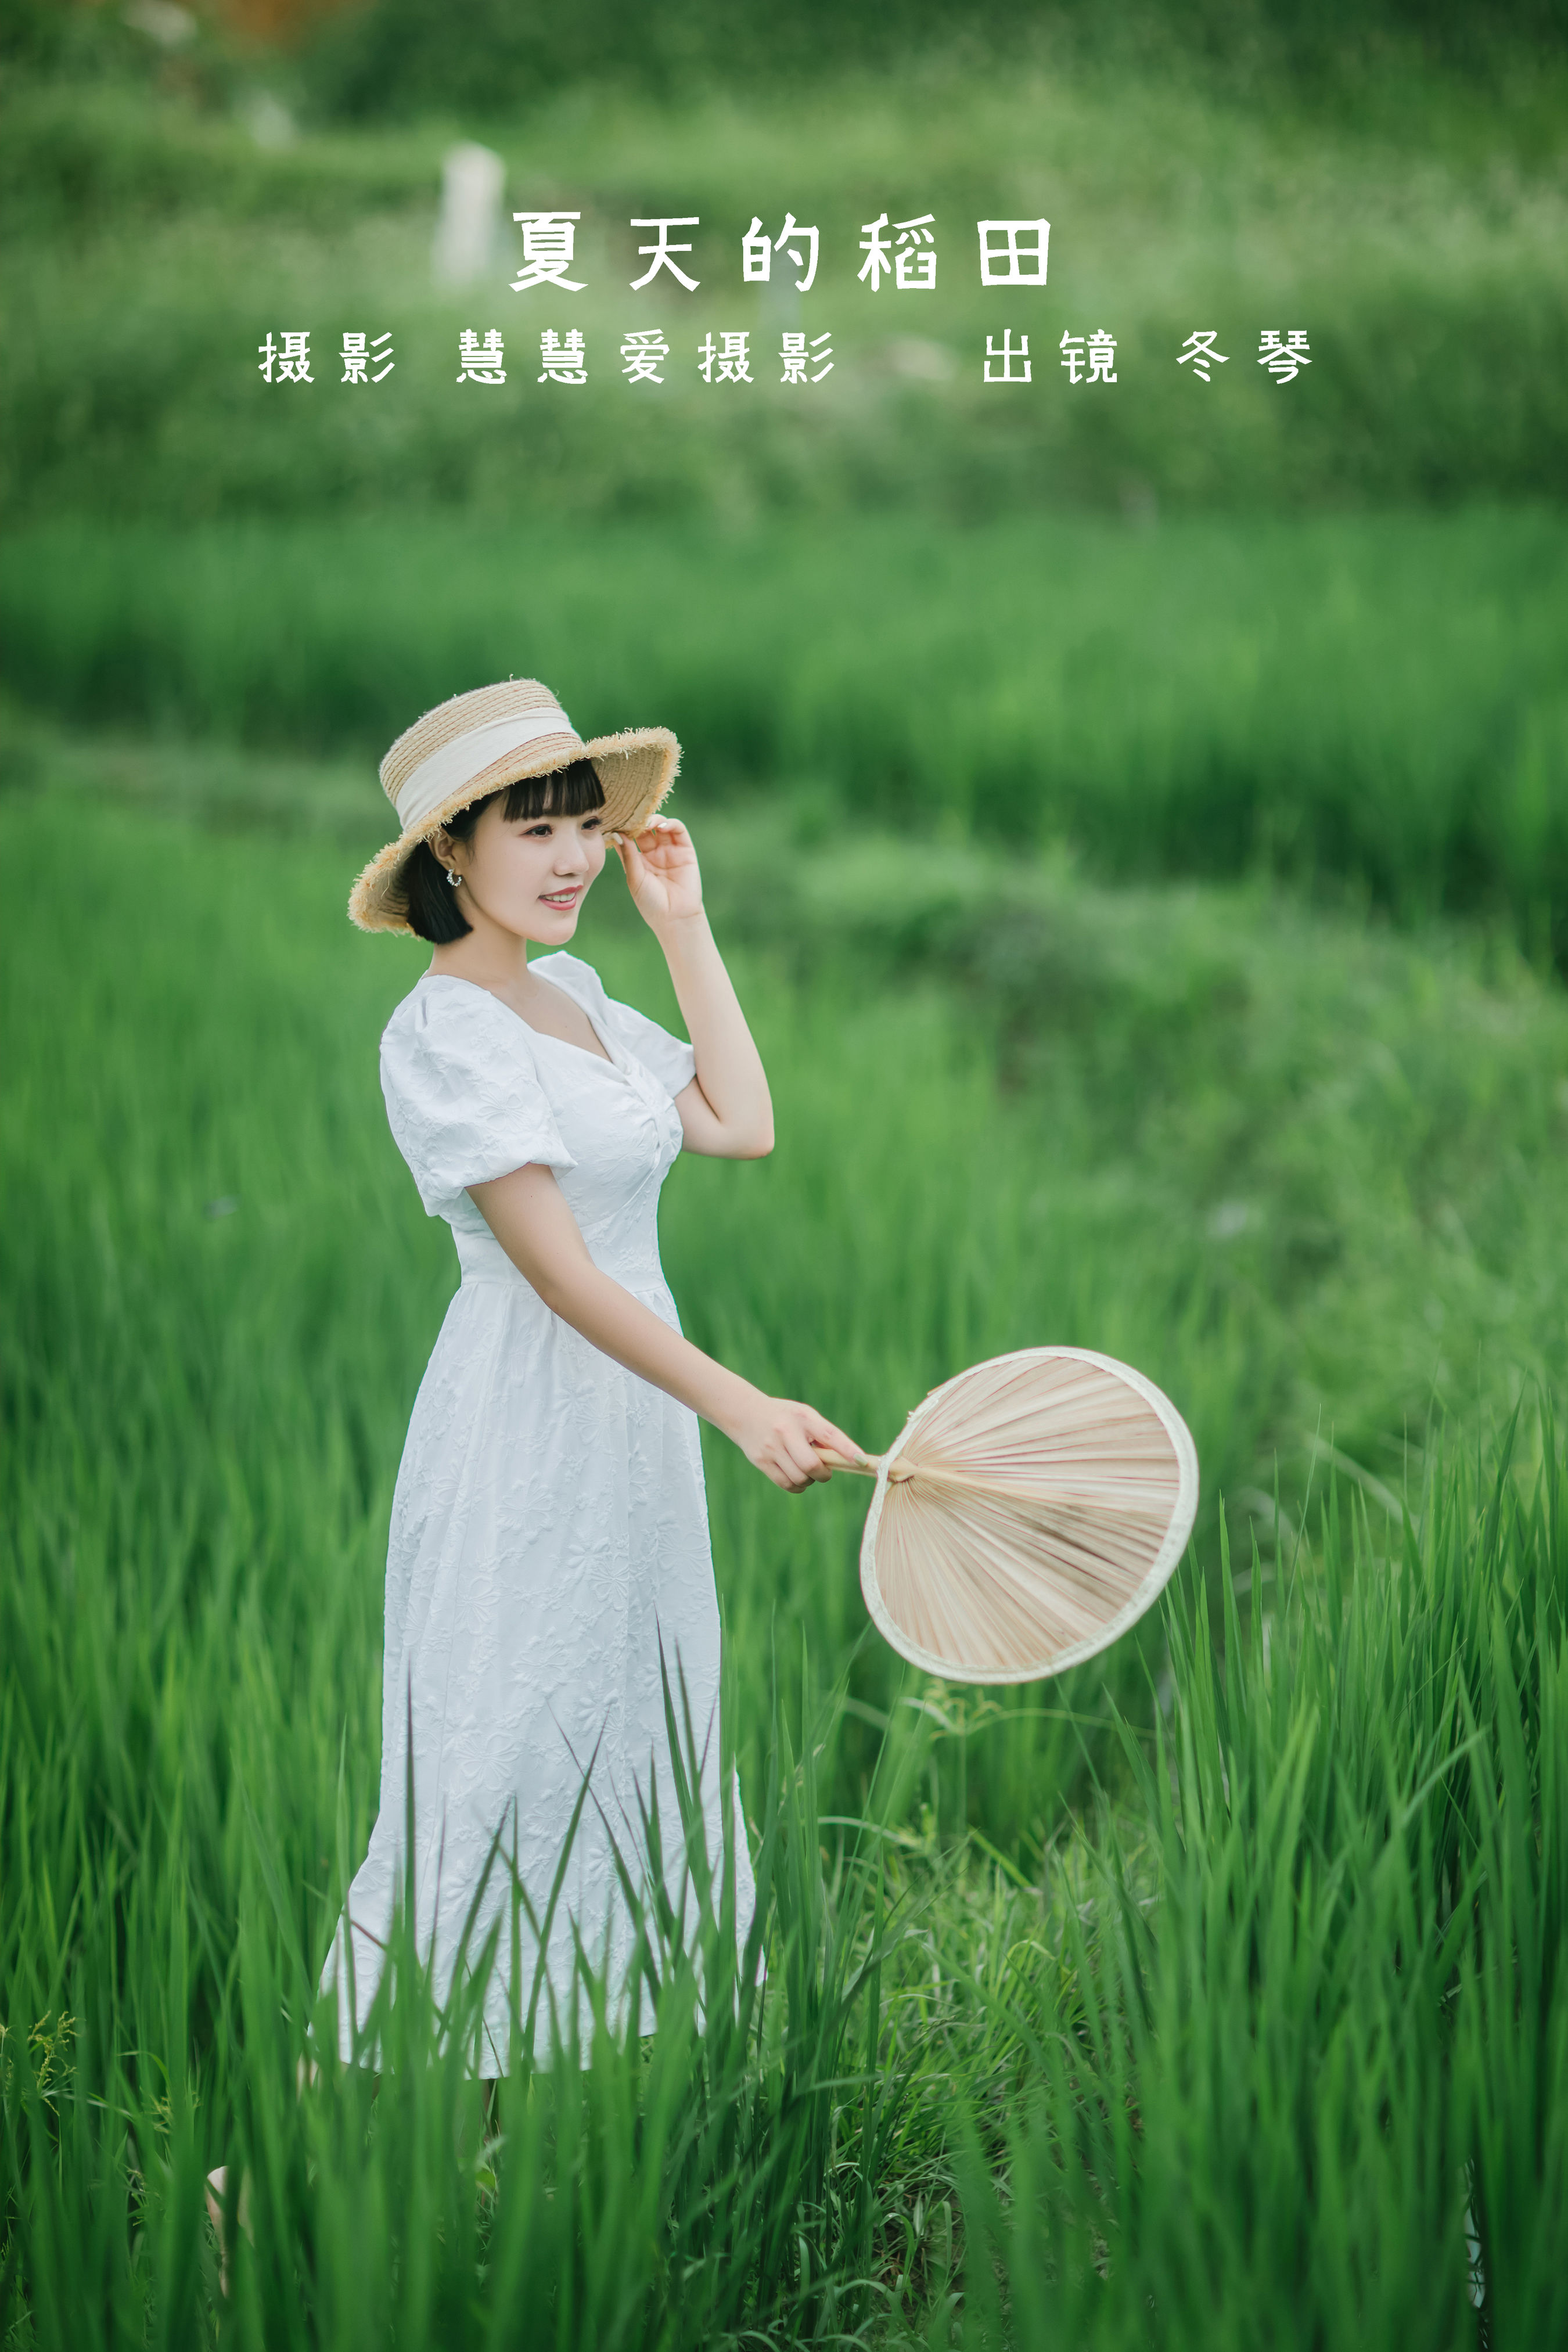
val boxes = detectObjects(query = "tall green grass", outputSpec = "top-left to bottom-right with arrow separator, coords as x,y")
5,741 -> 1568,1814
956,1438 -> 1568,2349
6,509 -> 1567,955
2,760 -> 1567,2337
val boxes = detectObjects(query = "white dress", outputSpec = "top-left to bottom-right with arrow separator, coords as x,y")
325,952 -> 756,2069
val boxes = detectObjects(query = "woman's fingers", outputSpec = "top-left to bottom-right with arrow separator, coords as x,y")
803,1411 -> 869,1471
767,1435 -> 822,1490
787,1408 -> 838,1483
610,829 -> 671,920
632,818 -> 697,869
783,1405 -> 862,1487
742,1399 -> 867,1491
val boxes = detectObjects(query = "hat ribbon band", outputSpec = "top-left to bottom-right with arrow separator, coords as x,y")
393,706 -> 579,833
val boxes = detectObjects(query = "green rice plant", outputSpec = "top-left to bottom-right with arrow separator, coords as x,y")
7,747 -> 1568,1850
5,53 -> 1566,523
3,761 -> 1567,2342
952,1421 -> 1568,2350
6,509 -> 1566,958
1,1644 -> 922,2349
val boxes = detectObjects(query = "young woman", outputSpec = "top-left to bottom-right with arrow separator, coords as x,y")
325,677 -> 864,2070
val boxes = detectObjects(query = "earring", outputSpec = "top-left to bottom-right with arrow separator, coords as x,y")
445,868 -> 462,889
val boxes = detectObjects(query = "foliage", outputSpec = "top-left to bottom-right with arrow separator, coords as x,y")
0,754 -> 1565,1794
8,0 -> 1567,112
956,1433 -> 1568,2349
1,769 -> 1565,2340
6,509 -> 1568,961
3,62 -> 1567,524
294,0 -> 1568,121
4,16 -> 1566,2332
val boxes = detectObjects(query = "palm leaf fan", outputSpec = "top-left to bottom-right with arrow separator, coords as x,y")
818,1347 -> 1199,1684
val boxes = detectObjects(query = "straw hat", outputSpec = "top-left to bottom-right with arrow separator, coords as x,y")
348,677 -> 680,934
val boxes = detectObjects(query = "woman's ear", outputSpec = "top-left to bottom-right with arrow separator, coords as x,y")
429,828 -> 456,874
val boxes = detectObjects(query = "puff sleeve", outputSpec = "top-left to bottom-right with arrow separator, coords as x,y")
600,992 -> 697,1101
380,981 -> 575,1220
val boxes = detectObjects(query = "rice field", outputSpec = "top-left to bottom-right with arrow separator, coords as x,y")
7,50 -> 1567,526
6,19 -> 1567,2339
2,751 -> 1566,2345
6,507 -> 1567,959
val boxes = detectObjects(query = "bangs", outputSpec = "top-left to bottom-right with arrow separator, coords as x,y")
499,758 -> 605,822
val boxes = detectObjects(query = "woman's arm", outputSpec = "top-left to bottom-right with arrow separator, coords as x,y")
467,1161 -> 866,1492
611,818 -> 772,1160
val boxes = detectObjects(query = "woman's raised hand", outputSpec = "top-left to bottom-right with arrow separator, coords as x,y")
725,1396 -> 871,1493
610,816 -> 704,929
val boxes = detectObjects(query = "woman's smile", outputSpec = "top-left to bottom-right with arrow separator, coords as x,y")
540,884 -> 583,908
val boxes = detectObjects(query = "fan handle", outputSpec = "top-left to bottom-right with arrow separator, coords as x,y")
813,1444 -> 879,1477
812,1445 -> 1001,1493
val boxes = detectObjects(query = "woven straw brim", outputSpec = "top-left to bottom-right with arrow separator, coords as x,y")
347,727 -> 679,935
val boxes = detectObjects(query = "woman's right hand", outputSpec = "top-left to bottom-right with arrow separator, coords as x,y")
724,1396 -> 869,1493
470,1168 -> 871,1490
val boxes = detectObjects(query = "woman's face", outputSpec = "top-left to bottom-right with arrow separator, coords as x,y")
441,794 -> 608,945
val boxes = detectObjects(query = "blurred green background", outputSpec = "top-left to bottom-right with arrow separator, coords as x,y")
5,0 -> 1568,937
4,8 -> 1568,2340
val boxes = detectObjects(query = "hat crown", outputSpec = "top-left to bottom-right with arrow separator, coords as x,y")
348,677 -> 681,934
379,678 -> 578,807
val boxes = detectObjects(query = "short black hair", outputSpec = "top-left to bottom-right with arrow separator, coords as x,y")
402,758 -> 606,943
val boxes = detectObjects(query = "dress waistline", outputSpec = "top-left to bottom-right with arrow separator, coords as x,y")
457,1264 -> 667,1296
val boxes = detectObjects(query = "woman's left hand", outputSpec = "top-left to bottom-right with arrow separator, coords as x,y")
612,817 -> 703,929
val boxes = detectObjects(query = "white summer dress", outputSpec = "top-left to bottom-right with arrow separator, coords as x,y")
325,951 -> 756,2069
